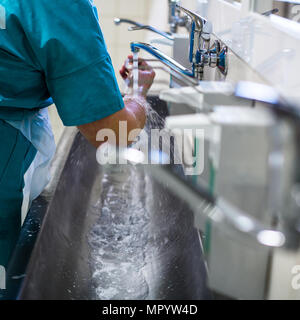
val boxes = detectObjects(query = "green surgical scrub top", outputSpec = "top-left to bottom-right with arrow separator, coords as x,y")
0,0 -> 124,126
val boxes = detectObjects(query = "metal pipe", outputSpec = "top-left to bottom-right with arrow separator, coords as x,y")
235,81 -> 300,119
168,0 -> 189,33
114,18 -> 174,41
114,18 -> 144,28
176,5 -> 214,79
128,25 -> 174,41
262,8 -> 279,16
130,42 -> 195,78
115,148 -> 287,249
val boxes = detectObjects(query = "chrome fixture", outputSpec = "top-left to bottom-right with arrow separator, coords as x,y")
130,42 -> 197,84
262,8 -> 279,16
177,5 -> 228,80
128,26 -> 174,41
130,38 -> 227,82
235,81 -> 300,119
117,81 -> 300,250
114,18 -> 174,41
235,81 -> 300,250
168,0 -> 189,33
117,5 -> 227,80
114,18 -> 143,28
115,147 -> 286,249
115,1 -> 189,39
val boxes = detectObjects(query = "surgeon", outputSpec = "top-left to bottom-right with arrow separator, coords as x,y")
0,0 -> 155,272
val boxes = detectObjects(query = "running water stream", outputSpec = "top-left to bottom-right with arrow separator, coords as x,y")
132,51 -> 139,97
88,58 -> 192,300
88,162 -> 198,300
88,103 -> 177,300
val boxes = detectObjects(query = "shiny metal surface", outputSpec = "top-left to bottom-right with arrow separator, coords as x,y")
177,5 -> 207,34
114,18 -> 144,28
19,100 -> 211,300
143,160 -> 286,248
128,26 -> 174,41
168,0 -> 189,33
175,5 -> 227,79
114,18 -> 174,41
177,6 -> 210,59
235,81 -> 300,119
130,42 -> 195,79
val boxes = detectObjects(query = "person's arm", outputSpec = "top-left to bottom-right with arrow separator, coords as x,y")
20,0 -> 154,142
77,96 -> 147,148
78,57 -> 155,148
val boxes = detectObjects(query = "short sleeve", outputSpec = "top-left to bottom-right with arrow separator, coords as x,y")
47,56 -> 124,126
18,0 -> 124,126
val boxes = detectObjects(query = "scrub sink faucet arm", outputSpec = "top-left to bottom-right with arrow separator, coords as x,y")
114,18 -> 174,41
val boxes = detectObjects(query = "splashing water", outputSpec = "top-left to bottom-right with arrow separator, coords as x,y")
133,100 -> 182,165
89,167 -> 151,300
88,99 -> 188,300
132,51 -> 139,97
88,59 -> 185,300
88,164 -> 192,300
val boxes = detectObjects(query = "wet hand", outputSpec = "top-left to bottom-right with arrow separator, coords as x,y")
120,55 -> 156,98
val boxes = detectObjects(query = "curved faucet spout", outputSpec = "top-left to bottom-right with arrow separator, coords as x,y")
114,18 -> 144,28
115,18 -> 174,41
130,42 -> 194,78
129,26 -> 174,41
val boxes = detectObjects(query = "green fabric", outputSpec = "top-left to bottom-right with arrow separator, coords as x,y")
0,0 -> 126,268
0,0 -> 126,269
0,0 -> 124,125
0,120 -> 37,268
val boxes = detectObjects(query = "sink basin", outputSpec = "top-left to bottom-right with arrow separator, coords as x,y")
7,97 -> 212,300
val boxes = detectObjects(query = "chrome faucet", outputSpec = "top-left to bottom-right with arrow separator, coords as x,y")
114,18 -> 144,28
130,42 -> 197,84
128,25 -> 174,41
130,39 -> 227,83
114,18 -> 174,41
168,0 -> 189,33
115,147 -> 287,249
115,81 -> 300,250
121,5 -> 227,80
177,5 -> 228,80
235,81 -> 300,250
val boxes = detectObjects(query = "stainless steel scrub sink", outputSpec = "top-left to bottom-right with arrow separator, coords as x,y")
17,97 -> 211,300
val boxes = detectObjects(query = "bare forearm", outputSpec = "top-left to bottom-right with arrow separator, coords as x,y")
123,95 -> 147,129
78,97 -> 146,148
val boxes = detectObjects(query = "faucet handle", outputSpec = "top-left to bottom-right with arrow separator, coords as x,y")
202,20 -> 213,41
177,5 -> 212,40
177,4 -> 212,68
176,5 -> 206,32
